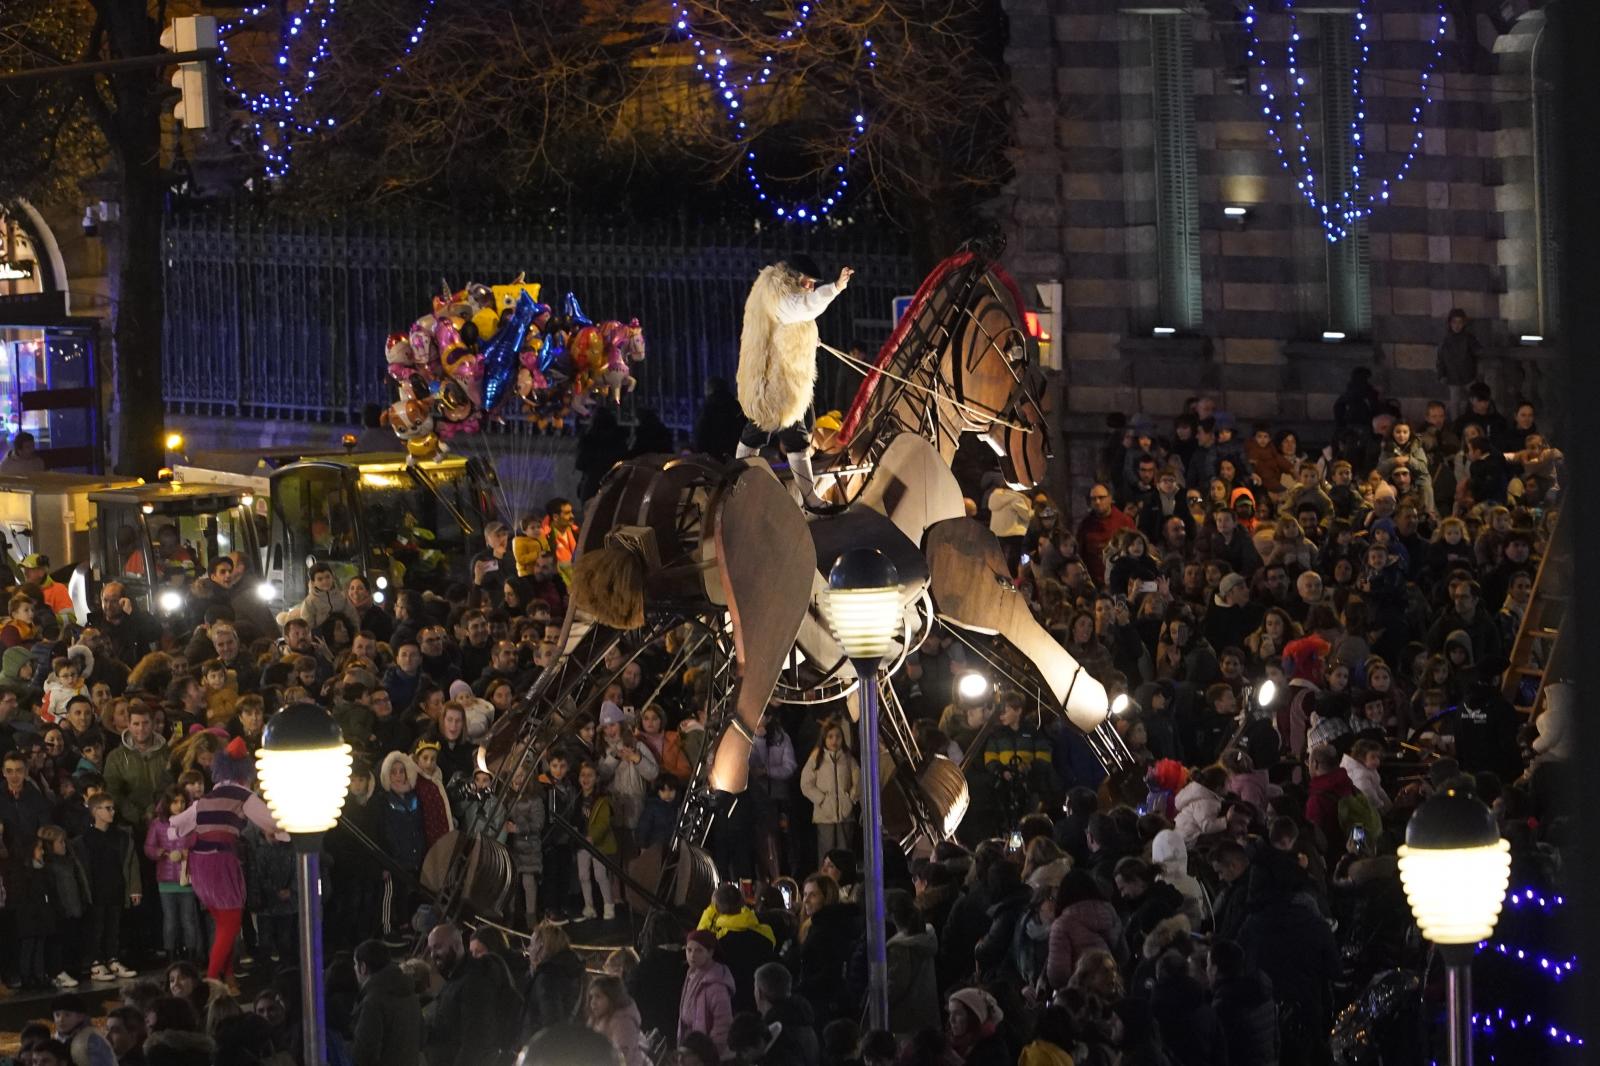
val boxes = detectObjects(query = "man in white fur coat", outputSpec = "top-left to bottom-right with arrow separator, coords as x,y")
735,254 -> 853,510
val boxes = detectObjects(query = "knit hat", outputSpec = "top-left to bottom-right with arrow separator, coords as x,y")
599,700 -> 625,727
685,929 -> 717,953
948,987 -> 1004,1028
212,736 -> 253,785
448,680 -> 474,703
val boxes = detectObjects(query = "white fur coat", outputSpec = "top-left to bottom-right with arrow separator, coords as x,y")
736,265 -> 841,432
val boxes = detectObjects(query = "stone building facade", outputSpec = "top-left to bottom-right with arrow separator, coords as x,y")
994,0 -> 1563,496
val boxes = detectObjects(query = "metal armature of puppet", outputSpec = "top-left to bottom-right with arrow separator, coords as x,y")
437,240 -> 1132,924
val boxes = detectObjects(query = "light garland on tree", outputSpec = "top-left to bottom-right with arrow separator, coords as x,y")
1243,0 -> 1447,242
218,0 -> 439,178
1469,886 -> 1584,1052
669,0 -> 877,222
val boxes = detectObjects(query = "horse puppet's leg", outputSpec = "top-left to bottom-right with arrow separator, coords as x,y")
706,466 -> 818,793
924,516 -> 1111,736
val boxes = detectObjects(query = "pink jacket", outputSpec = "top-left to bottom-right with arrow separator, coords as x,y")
594,1002 -> 645,1066
1045,899 -> 1120,989
144,816 -> 196,887
677,961 -> 735,1055
1226,769 -> 1280,814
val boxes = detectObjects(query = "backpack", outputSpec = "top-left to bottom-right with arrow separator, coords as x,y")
1337,790 -> 1382,839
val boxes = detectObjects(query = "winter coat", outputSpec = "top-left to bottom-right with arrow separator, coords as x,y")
974,884 -> 1033,983
593,1002 -> 646,1066
1046,900 -> 1120,989
1226,769 -> 1279,814
737,266 -> 841,432
1239,894 -> 1340,1026
1151,973 -> 1229,1066
799,749 -> 859,825
1212,971 -> 1280,1066
10,858 -> 55,934
73,823 -> 142,906
598,740 -> 659,828
425,953 -> 521,1066
506,792 -> 545,874
582,791 -> 619,854
763,995 -> 822,1066
1151,830 -> 1207,928
104,730 -> 172,828
1437,328 -> 1481,385
677,961 -> 736,1055
520,948 -> 585,1038
244,828 -> 298,917
1173,781 -> 1225,846
376,782 -> 426,875
144,816 -> 196,887
1125,882 -> 1185,960
886,926 -> 940,1037
353,962 -> 423,1066
1339,753 -> 1391,812
455,784 -> 510,843
628,947 -> 687,1040
0,780 -> 53,866
290,586 -> 358,633
43,852 -> 89,920
796,902 -> 861,1022
1304,768 -> 1359,853
634,794 -> 679,852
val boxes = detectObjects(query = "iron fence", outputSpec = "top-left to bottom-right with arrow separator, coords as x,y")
162,210 -> 919,430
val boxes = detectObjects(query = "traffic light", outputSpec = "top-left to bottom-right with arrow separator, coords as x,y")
159,16 -> 218,129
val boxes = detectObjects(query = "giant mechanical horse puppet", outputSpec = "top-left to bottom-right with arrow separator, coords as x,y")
430,238 -> 1136,919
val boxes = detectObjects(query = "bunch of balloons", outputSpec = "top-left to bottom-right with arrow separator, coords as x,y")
381,275 -> 646,461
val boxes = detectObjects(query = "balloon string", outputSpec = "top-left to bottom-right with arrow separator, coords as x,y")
817,340 -> 1034,433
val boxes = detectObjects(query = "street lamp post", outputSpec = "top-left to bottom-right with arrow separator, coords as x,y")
817,548 -> 902,1033
255,703 -> 354,1066
1397,787 -> 1512,1066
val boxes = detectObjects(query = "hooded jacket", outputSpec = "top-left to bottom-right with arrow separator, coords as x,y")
353,961 -> 423,1066
1339,753 -> 1390,812
678,960 -> 736,1055
1212,970 -> 1280,1066
1174,780 -> 1226,846
1151,829 -> 1207,927
593,1001 -> 646,1066
799,748 -> 859,825
0,645 -> 35,701
105,727 -> 172,828
1045,899 -> 1120,989
376,752 -> 426,872
1305,767 -> 1359,850
886,925 -> 940,1037
519,947 -> 585,1038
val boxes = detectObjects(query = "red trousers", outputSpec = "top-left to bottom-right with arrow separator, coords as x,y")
206,907 -> 243,980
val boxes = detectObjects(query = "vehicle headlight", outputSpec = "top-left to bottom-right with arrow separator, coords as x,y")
255,582 -> 279,603
375,575 -> 389,590
158,590 -> 184,614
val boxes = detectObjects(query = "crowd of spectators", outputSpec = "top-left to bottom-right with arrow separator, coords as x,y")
0,362 -> 1574,1066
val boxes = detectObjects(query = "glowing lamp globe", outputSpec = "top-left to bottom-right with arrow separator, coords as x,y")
1110,693 -> 1130,716
1256,679 -> 1277,707
255,702 -> 353,835
819,549 -> 901,661
957,673 -> 991,702
1397,788 -> 1510,945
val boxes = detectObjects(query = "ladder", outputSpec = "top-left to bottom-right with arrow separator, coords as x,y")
1501,508 -> 1570,714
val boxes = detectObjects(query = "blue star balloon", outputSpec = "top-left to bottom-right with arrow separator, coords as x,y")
481,291 -> 539,412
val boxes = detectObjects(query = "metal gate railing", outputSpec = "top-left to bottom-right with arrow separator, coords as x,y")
162,210 -> 918,430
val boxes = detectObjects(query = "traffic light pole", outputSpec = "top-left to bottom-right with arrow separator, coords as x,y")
0,48 -> 219,84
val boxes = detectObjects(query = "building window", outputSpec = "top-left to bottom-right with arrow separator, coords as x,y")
1151,14 -> 1202,332
1320,14 -> 1371,337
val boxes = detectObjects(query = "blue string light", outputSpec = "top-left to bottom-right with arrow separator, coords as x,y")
218,0 -> 438,178
1243,0 -> 1447,242
669,1 -> 876,222
1472,1009 -> 1585,1048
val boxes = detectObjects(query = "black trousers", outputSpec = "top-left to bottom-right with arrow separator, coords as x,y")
86,898 -> 122,964
739,417 -> 811,454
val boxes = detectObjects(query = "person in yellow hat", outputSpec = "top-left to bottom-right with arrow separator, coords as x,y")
21,554 -> 73,621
